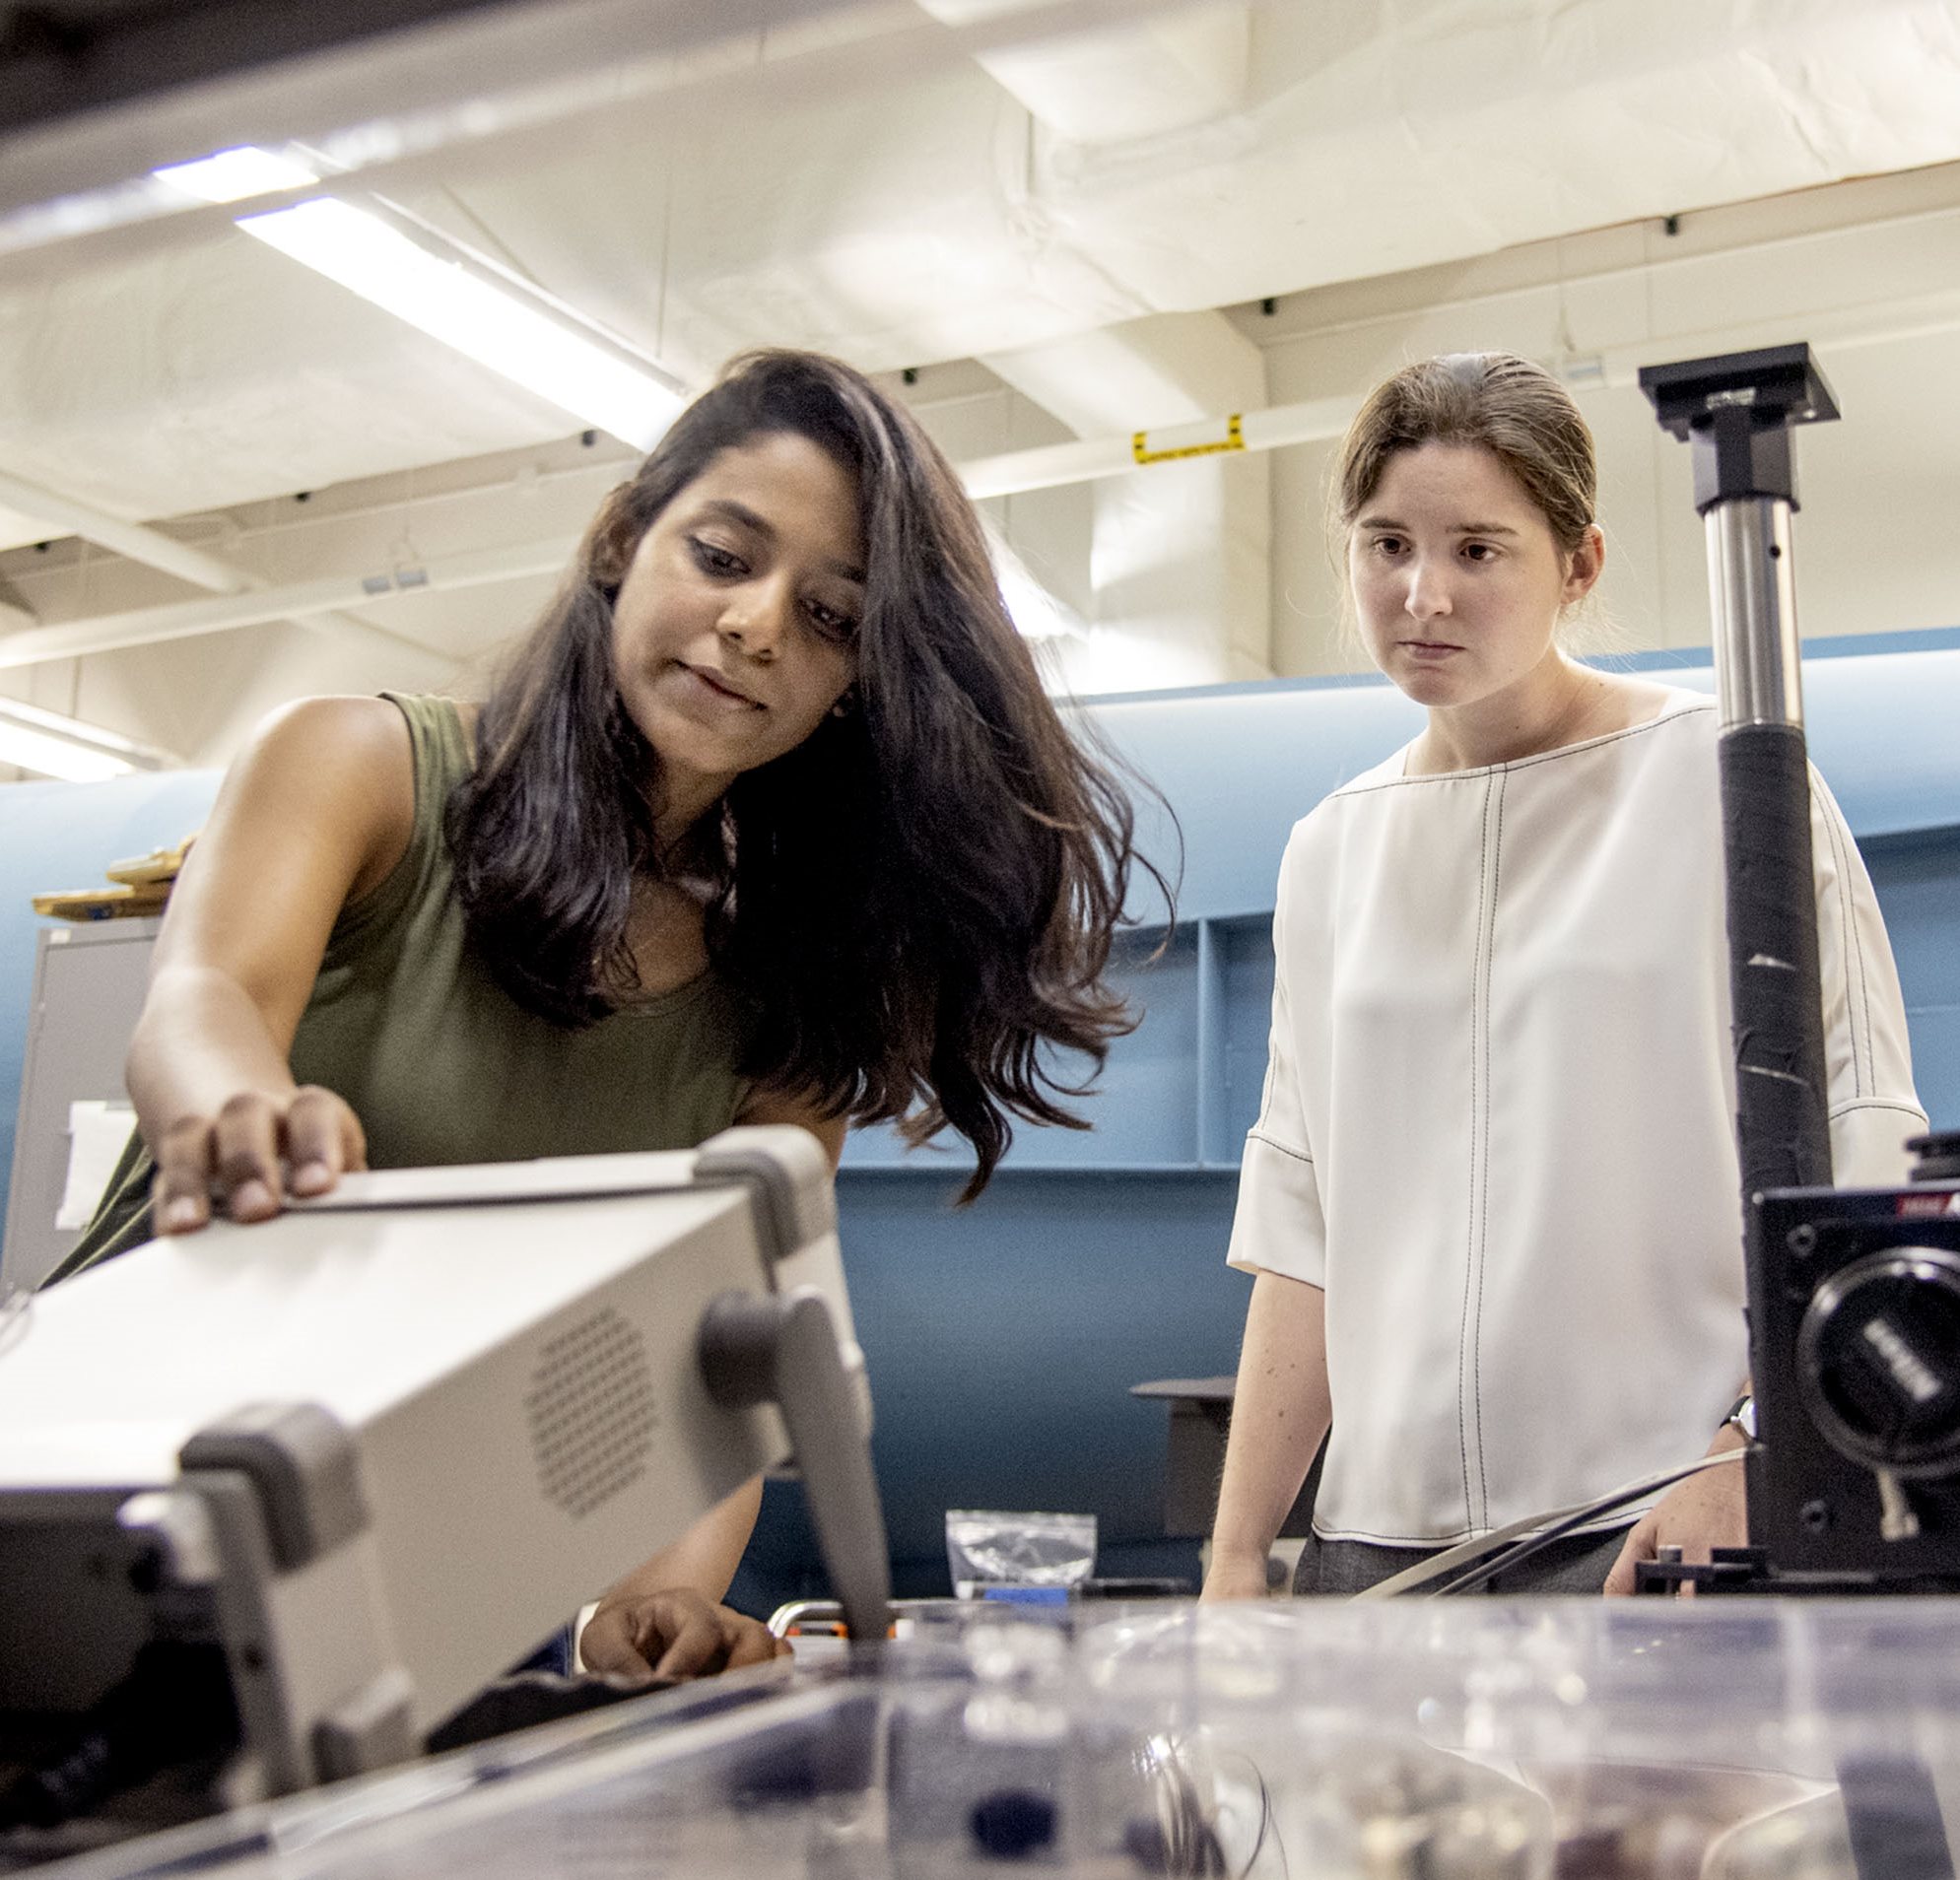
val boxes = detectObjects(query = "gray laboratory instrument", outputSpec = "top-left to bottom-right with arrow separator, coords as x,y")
0,1126 -> 889,1852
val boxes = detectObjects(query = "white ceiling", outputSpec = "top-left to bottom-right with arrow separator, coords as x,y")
3,0 -> 1960,771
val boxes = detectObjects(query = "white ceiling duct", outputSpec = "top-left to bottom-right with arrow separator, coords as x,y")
0,463 -> 451,671
0,0 -> 849,227
984,310 -> 1270,687
914,0 -> 1250,144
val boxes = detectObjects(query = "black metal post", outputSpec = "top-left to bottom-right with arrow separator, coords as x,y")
1642,350 -> 1957,1880
1640,343 -> 1840,1202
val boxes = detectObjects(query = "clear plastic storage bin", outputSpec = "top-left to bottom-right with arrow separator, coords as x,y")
38,1598 -> 1960,1879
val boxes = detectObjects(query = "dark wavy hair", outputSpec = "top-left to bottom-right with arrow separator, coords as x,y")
447,349 -> 1166,1198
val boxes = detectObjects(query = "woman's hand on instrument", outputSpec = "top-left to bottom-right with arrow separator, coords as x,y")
578,1586 -> 789,1684
1602,1425 -> 1749,1595
152,1084 -> 369,1233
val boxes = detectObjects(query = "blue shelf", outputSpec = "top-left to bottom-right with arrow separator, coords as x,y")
839,912 -> 1275,1177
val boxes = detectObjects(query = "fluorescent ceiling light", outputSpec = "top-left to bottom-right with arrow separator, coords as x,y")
155,149 -> 684,451
154,148 -> 321,203
0,723 -> 129,781
0,699 -> 167,782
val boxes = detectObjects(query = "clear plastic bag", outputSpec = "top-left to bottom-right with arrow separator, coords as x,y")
945,1509 -> 1097,1599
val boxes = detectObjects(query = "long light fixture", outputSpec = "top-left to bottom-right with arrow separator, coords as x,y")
0,698 -> 169,782
154,149 -> 685,451
151,151 -> 1074,645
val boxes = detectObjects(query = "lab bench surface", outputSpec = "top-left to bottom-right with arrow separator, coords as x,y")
32,1597 -> 1960,1880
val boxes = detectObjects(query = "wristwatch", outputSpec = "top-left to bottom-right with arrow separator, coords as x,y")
1723,1391 -> 1758,1441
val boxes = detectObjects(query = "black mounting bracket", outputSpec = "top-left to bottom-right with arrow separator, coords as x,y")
1638,342 -> 1840,513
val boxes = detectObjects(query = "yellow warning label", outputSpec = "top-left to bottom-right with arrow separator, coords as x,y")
1131,413 -> 1246,465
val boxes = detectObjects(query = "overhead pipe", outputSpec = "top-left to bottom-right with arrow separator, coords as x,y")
0,537 -> 572,670
0,468 -> 452,670
958,391 -> 1357,499
0,468 -> 254,594
958,291 -> 1960,501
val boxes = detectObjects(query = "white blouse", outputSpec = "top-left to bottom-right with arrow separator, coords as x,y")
1228,691 -> 1926,1547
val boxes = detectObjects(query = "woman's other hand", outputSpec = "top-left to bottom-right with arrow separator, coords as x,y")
1602,1423 -> 1749,1595
578,1477 -> 773,1681
1204,1271 -> 1332,1606
579,1587 -> 788,1683
153,1084 -> 369,1233
1199,1548 -> 1275,1603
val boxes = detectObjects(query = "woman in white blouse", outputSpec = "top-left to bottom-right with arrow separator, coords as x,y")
1203,353 -> 1926,1599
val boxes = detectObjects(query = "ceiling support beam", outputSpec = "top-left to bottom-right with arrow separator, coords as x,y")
0,537 -> 571,670
960,387 -> 1358,499
0,468 -> 254,593
964,288 -> 1960,501
0,467 -> 454,672
915,0 -> 1248,145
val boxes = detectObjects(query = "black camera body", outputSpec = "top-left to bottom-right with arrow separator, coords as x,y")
1750,1171 -> 1960,1585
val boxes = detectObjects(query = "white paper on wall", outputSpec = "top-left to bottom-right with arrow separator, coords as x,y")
56,1101 -> 136,1231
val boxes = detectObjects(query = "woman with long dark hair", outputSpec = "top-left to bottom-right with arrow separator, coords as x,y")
60,348 -> 1158,1677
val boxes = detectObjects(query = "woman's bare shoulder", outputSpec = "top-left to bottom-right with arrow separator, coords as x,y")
231,697 -> 418,898
254,692 -> 412,748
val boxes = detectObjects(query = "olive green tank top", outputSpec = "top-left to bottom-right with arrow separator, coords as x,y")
55,693 -> 752,1278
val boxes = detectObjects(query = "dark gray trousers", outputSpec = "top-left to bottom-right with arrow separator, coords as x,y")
1293,1523 -> 1632,1597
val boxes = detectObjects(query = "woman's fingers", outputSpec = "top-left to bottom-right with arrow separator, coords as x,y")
1601,1510 -> 1658,1597
343,1101 -> 370,1174
153,1116 -> 219,1234
285,1087 -> 365,1195
579,1589 -> 786,1684
721,1614 -> 791,1670
578,1590 -> 720,1682
647,1599 -> 787,1677
152,1086 -> 367,1231
213,1093 -> 287,1221
575,1603 -> 658,1684
647,1594 -> 731,1680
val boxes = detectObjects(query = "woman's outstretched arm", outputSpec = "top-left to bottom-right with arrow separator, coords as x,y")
1203,1270 -> 1332,1601
128,696 -> 414,1230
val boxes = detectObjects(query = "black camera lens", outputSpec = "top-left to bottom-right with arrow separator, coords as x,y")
1797,1246 -> 1960,1477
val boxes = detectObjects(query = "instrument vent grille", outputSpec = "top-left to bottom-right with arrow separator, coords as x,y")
526,1309 -> 657,1520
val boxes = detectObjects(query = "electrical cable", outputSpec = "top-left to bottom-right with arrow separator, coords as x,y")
1352,1446 -> 1752,1600
1428,1446 -> 1752,1598
1355,1498 -> 1601,1600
